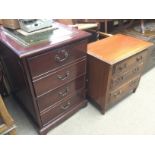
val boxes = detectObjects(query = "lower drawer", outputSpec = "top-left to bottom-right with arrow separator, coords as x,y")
40,89 -> 85,126
108,76 -> 140,104
37,76 -> 86,112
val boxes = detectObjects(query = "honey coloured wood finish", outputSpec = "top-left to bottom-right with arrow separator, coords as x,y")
115,28 -> 155,74
87,34 -> 153,114
0,22 -> 91,134
88,34 -> 153,64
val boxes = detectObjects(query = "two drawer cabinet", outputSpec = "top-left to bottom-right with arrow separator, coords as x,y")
87,34 -> 153,114
0,22 -> 90,134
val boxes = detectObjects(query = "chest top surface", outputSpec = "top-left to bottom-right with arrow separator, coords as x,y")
88,34 -> 153,65
0,22 -> 90,58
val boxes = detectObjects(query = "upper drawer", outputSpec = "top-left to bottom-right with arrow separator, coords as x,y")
112,50 -> 147,76
33,59 -> 86,96
27,40 -> 87,78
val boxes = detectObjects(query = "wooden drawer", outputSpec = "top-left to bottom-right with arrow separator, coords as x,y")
33,59 -> 86,96
113,51 -> 146,76
40,89 -> 85,126
110,64 -> 143,90
108,76 -> 140,104
27,40 -> 87,78
37,75 -> 86,112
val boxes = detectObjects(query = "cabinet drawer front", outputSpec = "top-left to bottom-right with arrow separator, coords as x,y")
109,76 -> 140,104
28,40 -> 87,78
37,76 -> 86,112
113,51 -> 146,75
33,59 -> 86,96
110,64 -> 143,90
40,90 -> 85,126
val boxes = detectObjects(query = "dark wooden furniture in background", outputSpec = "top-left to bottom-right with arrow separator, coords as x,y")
0,22 -> 90,134
78,19 -> 135,33
87,34 -> 153,114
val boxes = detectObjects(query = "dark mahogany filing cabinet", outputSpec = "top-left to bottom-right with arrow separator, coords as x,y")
87,34 -> 153,114
0,22 -> 90,134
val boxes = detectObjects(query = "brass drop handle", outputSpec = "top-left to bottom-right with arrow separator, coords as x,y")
113,90 -> 121,97
132,67 -> 140,73
129,79 -> 137,87
118,66 -> 123,71
61,101 -> 71,110
59,87 -> 69,97
119,76 -> 124,81
116,76 -> 124,83
55,49 -> 69,62
136,56 -> 143,62
57,71 -> 70,80
118,63 -> 126,71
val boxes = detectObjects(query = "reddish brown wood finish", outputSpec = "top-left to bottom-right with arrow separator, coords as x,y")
0,22 -> 90,58
87,55 -> 110,111
27,40 -> 87,78
33,59 -> 86,96
37,76 -> 85,112
0,22 -> 90,134
40,89 -> 85,125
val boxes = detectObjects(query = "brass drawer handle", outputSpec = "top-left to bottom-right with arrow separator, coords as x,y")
118,63 -> 127,71
59,87 -> 69,97
57,71 -> 70,80
132,67 -> 140,73
118,66 -> 123,71
55,49 -> 69,62
129,79 -> 138,87
111,90 -> 122,97
61,101 -> 71,110
136,56 -> 143,62
118,76 -> 124,82
113,76 -> 124,84
114,90 -> 121,96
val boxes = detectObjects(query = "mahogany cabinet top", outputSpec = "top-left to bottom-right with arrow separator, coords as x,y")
88,34 -> 153,64
0,22 -> 90,58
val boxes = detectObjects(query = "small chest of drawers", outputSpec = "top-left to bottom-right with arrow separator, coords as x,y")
87,34 -> 153,114
116,28 -> 155,74
0,23 -> 90,134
